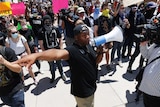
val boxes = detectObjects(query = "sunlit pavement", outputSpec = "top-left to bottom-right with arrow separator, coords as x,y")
0,46 -> 145,107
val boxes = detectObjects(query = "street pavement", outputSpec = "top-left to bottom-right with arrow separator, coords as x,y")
0,46 -> 145,107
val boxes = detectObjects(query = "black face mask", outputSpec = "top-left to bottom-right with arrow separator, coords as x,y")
44,23 -> 52,30
45,23 -> 51,26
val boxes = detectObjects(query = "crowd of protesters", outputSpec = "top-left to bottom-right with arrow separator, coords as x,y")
0,0 -> 160,106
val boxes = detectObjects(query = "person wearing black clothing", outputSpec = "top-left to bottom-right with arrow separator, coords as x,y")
46,6 -> 55,23
61,9 -> 78,46
0,17 -> 7,38
122,5 -> 138,58
111,4 -> 130,67
15,24 -> 103,107
38,15 -> 66,83
29,11 -> 42,47
0,34 -> 24,107
126,5 -> 146,73
19,20 -> 41,71
94,3 -> 113,70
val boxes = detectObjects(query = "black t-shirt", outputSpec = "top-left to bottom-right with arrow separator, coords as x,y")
0,47 -> 23,96
38,26 -> 61,50
64,19 -> 75,38
83,17 -> 91,27
94,15 -> 112,36
19,29 -> 35,42
29,17 -> 42,36
66,43 -> 98,98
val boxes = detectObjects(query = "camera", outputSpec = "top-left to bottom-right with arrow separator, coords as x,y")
135,14 -> 160,44
59,8 -> 71,21
59,8 -> 79,23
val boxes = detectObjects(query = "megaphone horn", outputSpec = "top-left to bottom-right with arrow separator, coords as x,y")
91,26 -> 123,46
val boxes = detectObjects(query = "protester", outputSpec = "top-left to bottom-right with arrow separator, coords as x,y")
15,24 -> 103,107
38,15 -> 66,83
5,25 -> 37,85
0,16 -> 7,37
28,6 -> 42,47
0,33 -> 24,107
77,7 -> 91,27
61,8 -> 77,46
139,40 -> 160,107
19,19 -> 41,73
121,4 -> 138,59
94,3 -> 113,71
111,3 -> 130,67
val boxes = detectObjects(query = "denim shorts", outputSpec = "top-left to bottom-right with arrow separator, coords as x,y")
1,89 -> 25,107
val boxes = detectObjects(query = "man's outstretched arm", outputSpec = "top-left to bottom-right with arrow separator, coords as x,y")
14,49 -> 69,68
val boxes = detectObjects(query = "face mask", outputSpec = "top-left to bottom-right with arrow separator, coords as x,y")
94,8 -> 100,14
102,9 -> 110,18
22,25 -> 28,30
11,33 -> 18,38
44,24 -> 52,30
119,13 -> 125,20
33,13 -> 38,17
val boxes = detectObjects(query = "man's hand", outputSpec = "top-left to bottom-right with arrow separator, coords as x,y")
14,54 -> 37,69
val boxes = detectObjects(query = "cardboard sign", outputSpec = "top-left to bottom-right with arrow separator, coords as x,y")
52,0 -> 68,14
0,2 -> 12,16
123,0 -> 144,7
11,2 -> 26,15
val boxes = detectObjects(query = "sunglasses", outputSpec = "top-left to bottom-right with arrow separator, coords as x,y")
11,31 -> 18,34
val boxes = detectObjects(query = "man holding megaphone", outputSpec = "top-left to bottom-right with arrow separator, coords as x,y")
14,24 -> 104,107
14,20 -> 125,107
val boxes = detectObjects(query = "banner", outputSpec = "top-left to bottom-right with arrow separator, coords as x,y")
0,2 -> 12,16
11,2 -> 26,15
123,0 -> 144,7
0,2 -> 26,16
52,0 -> 68,14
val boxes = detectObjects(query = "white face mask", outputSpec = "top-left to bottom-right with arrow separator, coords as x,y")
22,25 -> 28,30
11,33 -> 18,38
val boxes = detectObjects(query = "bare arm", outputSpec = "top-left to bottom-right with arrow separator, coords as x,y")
94,25 -> 98,37
36,49 -> 69,61
24,42 -> 31,55
61,20 -> 65,29
15,49 -> 69,68
0,55 -> 22,73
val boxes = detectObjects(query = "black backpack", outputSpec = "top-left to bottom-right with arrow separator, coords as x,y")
0,46 -> 13,87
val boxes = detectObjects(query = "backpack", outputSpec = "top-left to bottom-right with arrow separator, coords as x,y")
0,46 -> 12,87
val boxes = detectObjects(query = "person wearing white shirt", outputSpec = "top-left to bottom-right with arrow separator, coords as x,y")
139,41 -> 160,107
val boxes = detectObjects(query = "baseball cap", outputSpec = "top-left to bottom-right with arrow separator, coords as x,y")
146,1 -> 157,8
77,7 -> 85,13
43,15 -> 52,22
73,24 -> 89,36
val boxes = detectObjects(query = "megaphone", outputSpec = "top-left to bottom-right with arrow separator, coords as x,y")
90,25 -> 123,46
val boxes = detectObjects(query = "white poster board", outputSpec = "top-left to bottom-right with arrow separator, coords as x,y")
123,0 -> 144,7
